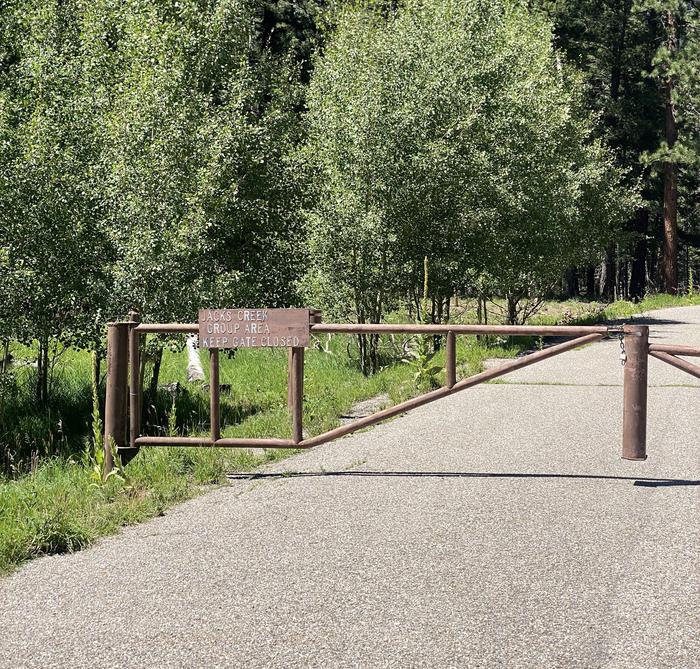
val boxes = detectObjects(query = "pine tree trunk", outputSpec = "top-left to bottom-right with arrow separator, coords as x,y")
629,208 -> 648,301
662,162 -> 679,294
586,266 -> 596,298
662,10 -> 679,294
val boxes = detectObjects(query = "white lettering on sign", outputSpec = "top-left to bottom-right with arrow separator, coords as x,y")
206,322 -> 272,335
198,309 -> 309,349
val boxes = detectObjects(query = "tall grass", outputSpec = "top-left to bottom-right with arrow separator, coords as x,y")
1,343 -> 94,475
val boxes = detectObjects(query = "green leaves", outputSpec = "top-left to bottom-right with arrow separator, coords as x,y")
0,0 -> 311,349
642,1 -> 700,169
403,336 -> 442,391
304,0 -> 632,326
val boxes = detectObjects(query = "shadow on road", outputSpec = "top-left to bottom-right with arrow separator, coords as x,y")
227,471 -> 699,487
608,316 -> 688,327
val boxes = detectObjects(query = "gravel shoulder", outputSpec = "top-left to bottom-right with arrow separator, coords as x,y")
1,306 -> 698,669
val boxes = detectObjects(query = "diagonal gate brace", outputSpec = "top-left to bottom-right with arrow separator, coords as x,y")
300,333 -> 603,448
649,350 -> 700,380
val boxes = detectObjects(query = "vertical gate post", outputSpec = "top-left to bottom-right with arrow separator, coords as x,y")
289,347 -> 304,444
103,322 -> 128,476
128,311 -> 141,459
446,331 -> 456,389
622,324 -> 649,460
287,347 -> 294,416
287,309 -> 316,445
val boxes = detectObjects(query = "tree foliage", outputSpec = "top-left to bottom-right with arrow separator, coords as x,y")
0,0 -> 695,399
538,0 -> 699,297
304,0 -> 633,365
0,0 -> 311,399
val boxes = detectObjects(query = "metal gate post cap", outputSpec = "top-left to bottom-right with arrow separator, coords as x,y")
622,324 -> 649,337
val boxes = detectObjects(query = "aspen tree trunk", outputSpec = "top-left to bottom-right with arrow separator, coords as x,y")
148,347 -> 163,400
36,334 -> 49,406
92,344 -> 101,397
601,246 -> 616,300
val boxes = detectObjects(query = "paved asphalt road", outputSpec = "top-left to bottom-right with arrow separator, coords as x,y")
1,306 -> 698,669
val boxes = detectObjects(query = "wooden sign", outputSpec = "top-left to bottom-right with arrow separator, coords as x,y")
198,309 -> 310,349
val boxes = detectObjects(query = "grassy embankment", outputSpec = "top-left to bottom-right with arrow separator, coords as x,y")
2,292 -> 699,575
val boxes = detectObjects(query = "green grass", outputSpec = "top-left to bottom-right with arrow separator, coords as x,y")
528,292 -> 700,326
1,290 -> 697,576
1,342 -> 95,473
0,448 -> 283,574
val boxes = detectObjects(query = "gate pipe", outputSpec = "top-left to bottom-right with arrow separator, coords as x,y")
649,350 -> 700,380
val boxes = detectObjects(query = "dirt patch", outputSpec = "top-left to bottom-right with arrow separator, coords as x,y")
339,394 -> 391,424
482,358 -> 512,370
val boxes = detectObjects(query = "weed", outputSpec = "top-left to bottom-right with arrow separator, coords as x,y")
403,336 -> 442,390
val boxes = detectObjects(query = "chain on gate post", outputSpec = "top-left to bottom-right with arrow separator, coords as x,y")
618,333 -> 627,366
621,324 -> 649,461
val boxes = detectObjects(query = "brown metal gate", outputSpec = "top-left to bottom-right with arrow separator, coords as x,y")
103,310 -> 700,474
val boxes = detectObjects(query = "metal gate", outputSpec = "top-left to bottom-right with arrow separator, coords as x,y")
102,310 -> 700,474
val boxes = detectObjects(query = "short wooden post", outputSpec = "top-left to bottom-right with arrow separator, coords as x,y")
289,347 -> 304,444
210,348 -> 220,442
622,324 -> 649,460
446,331 -> 456,389
103,323 -> 129,476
